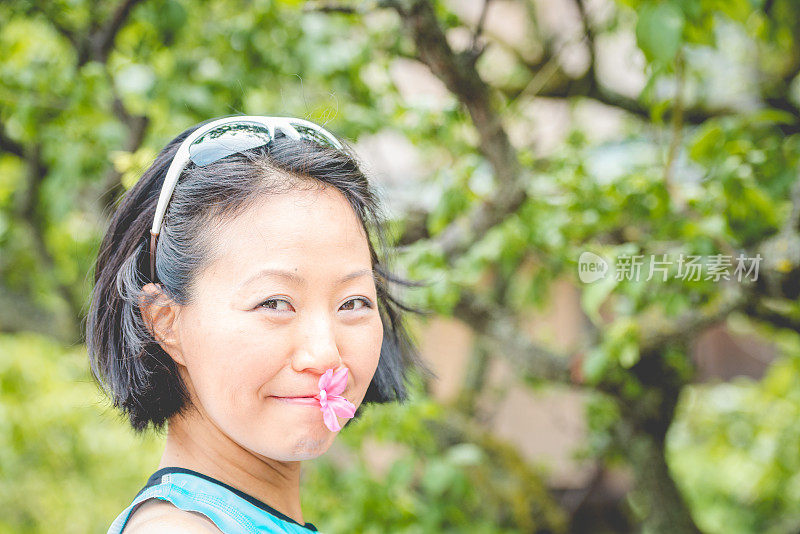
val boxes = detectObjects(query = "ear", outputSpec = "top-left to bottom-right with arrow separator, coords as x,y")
140,283 -> 187,367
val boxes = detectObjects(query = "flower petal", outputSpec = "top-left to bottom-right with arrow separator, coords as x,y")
326,367 -> 349,396
327,395 -> 356,418
322,405 -> 341,432
318,369 -> 334,391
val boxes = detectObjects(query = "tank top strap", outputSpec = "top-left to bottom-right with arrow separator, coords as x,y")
106,469 -> 319,534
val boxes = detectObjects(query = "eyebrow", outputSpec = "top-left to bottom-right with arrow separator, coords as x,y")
238,267 -> 376,290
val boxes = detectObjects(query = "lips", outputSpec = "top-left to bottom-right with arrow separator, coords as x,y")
273,395 -> 320,406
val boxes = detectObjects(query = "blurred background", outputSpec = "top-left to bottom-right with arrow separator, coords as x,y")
1,0 -> 800,532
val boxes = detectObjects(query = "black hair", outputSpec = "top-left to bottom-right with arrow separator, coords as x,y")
85,118 -> 436,434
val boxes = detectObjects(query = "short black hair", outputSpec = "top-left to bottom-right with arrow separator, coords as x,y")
85,118 -> 435,434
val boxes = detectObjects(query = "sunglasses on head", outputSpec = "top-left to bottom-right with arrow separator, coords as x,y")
148,115 -> 344,281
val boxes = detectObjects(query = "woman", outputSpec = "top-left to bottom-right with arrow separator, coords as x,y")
85,116 -> 433,533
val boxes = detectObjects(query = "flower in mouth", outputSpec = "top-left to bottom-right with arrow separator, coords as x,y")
317,367 -> 356,432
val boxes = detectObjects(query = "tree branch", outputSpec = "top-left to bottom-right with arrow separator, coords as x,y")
374,0 -> 747,253
0,119 -> 25,158
637,284 -> 748,353
450,278 -> 750,389
398,0 -> 517,181
303,2 -> 364,14
468,0 -> 492,63
12,143 -> 82,337
91,0 -> 146,63
32,0 -> 144,65
385,0 -> 527,258
574,0 -> 596,78
784,165 -> 800,235
663,51 -> 685,208
24,4 -> 81,50
0,285 -> 74,342
744,298 -> 800,334
452,289 -> 574,384
752,171 -> 800,300
98,94 -> 150,212
479,15 -> 739,129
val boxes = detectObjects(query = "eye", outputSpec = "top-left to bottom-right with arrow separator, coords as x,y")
258,298 -> 295,313
340,297 -> 373,311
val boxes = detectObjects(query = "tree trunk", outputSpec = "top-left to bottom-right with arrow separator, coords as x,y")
622,424 -> 702,534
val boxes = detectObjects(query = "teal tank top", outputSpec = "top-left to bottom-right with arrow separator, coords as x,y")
106,467 -> 320,533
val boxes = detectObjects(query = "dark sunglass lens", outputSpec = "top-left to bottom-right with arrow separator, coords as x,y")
188,122 -> 273,166
291,123 -> 340,149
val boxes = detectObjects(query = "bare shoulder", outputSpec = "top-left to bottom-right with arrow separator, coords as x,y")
122,498 -> 223,533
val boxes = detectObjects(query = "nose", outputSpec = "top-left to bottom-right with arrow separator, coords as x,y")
290,312 -> 342,374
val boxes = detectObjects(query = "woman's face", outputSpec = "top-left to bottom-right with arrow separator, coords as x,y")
168,183 -> 383,461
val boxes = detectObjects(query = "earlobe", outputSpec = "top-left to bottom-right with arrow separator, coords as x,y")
140,283 -> 187,366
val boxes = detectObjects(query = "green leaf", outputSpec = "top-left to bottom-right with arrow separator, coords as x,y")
581,270 -> 618,325
582,347 -> 610,384
636,1 -> 685,64
689,123 -> 724,162
618,341 -> 641,368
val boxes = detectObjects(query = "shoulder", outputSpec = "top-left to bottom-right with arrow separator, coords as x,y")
122,498 -> 223,534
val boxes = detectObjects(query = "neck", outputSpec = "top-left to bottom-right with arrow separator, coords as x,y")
157,405 -> 305,526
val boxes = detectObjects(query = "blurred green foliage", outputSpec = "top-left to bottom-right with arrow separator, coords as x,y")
305,378 -> 565,533
0,333 -> 163,534
669,326 -> 800,533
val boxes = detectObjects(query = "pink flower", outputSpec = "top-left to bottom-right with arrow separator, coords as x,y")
316,368 -> 356,432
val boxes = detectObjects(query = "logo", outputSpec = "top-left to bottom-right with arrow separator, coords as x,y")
576,251 -> 761,283
578,251 -> 609,283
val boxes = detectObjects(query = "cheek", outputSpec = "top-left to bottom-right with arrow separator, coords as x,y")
180,311 -> 287,406
347,317 -> 384,391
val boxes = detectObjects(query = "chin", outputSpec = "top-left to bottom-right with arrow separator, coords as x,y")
277,436 -> 334,461
247,436 -> 331,463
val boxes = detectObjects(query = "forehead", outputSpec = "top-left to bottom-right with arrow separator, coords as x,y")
201,186 -> 373,284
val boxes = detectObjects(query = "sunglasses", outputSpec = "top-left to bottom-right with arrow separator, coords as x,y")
148,115 -> 344,281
